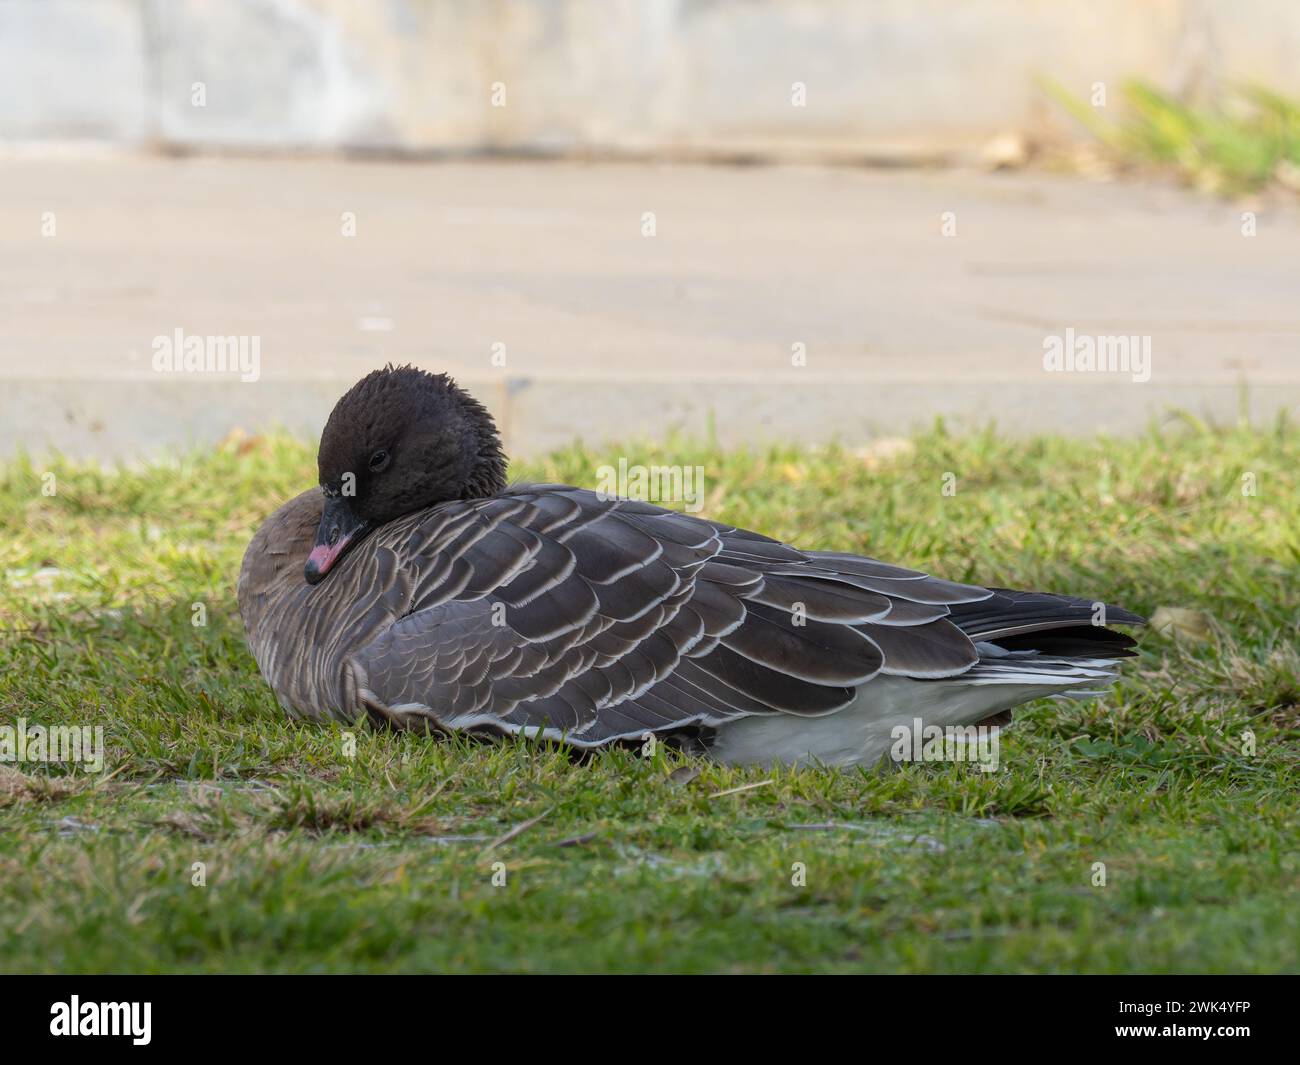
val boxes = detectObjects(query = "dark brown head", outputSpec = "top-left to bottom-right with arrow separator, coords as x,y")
304,365 -> 507,584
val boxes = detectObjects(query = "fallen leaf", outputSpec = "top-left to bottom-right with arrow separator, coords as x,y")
1150,606 -> 1213,641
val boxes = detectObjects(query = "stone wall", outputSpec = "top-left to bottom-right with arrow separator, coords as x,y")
4,1 -> 1300,158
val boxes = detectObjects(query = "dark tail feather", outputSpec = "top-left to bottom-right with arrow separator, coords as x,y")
949,587 -> 1145,658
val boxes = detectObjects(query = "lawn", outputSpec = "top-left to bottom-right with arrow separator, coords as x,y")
1,416 -> 1296,974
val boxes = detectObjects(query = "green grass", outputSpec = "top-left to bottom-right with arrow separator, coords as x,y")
1044,78 -> 1300,195
1,417 -> 1297,973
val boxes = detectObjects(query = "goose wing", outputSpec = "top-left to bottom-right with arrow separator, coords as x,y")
350,484 -> 995,745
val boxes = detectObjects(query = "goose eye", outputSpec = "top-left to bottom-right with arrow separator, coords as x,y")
369,449 -> 390,471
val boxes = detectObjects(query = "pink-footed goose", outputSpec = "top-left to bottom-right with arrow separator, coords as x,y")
237,366 -> 1143,767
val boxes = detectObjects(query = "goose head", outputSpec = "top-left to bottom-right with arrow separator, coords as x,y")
304,365 -> 507,584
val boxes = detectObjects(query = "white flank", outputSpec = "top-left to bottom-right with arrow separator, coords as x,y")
709,653 -> 1120,768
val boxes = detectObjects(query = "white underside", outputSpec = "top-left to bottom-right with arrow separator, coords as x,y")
708,647 -> 1120,768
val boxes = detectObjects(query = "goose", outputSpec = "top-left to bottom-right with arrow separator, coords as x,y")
238,365 -> 1144,768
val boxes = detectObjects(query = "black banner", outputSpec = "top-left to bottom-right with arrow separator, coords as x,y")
0,975 -> 1287,1050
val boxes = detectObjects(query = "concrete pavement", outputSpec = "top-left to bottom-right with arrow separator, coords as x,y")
1,155 -> 1297,459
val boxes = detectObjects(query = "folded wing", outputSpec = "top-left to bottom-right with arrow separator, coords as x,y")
351,485 -> 999,745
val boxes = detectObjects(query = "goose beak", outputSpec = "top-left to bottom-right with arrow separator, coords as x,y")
305,496 -> 371,585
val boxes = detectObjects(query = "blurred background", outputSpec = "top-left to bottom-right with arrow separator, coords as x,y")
2,0 -> 1298,459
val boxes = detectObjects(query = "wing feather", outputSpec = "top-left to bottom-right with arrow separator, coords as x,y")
255,484 -> 1136,746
